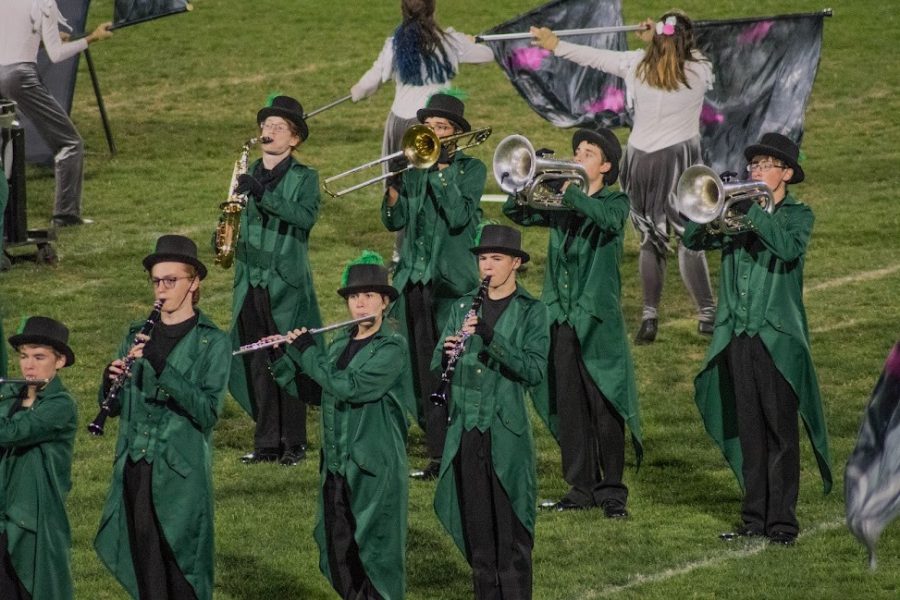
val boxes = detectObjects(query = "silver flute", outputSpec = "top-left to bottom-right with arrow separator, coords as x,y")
233,315 -> 377,356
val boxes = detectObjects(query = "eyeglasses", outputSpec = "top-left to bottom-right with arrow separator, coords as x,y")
260,122 -> 292,134
149,276 -> 193,289
746,160 -> 786,173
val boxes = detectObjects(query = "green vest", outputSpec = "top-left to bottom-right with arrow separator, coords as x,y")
0,376 -> 77,600
682,195 -> 833,492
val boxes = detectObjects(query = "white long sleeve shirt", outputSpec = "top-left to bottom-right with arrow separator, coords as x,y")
555,41 -> 712,153
0,0 -> 87,66
351,28 -> 494,119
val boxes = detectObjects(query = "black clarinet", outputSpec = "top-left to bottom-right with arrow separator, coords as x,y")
430,276 -> 491,407
88,300 -> 164,436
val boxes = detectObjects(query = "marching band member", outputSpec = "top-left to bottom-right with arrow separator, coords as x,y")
0,317 -> 76,599
1,175 -> 7,373
682,134 -> 832,545
531,10 -> 717,343
0,0 -> 112,226
271,252 -> 410,600
229,95 -> 323,466
382,92 -> 485,480
94,235 -> 229,600
504,127 -> 642,517
432,225 -> 548,599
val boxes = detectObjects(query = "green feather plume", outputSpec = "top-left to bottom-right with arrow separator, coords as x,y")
16,316 -> 30,335
341,250 -> 385,286
264,91 -> 284,107
473,219 -> 499,246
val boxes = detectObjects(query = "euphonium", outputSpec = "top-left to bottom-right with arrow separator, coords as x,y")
214,137 -> 268,268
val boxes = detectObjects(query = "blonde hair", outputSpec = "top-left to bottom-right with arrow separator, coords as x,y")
635,10 -> 702,91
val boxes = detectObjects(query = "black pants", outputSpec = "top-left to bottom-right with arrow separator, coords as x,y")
405,283 -> 446,459
323,473 -> 382,600
0,532 -> 30,600
552,323 -> 627,508
123,459 -> 197,600
727,334 -> 800,535
238,286 -> 309,451
455,428 -> 533,600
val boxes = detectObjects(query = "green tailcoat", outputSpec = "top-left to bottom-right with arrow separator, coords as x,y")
682,195 -> 832,492
229,157 -> 322,416
431,285 -> 549,554
94,310 -> 230,600
271,322 -> 410,600
503,186 -> 643,463
0,377 -> 77,600
381,154 -> 484,417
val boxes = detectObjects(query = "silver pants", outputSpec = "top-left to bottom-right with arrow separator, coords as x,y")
0,62 -> 84,218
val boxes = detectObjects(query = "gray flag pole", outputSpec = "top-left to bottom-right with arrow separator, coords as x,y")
83,47 -> 116,155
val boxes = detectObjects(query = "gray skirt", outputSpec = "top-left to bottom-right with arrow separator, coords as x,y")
620,137 -> 702,254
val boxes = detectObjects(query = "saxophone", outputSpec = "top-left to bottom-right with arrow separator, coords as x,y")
214,136 -> 268,268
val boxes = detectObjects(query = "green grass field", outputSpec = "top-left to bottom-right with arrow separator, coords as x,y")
2,0 -> 899,597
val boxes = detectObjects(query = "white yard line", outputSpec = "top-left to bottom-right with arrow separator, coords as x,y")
587,519 -> 846,597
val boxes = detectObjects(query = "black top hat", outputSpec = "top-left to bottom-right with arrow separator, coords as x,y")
338,264 -> 399,301
257,95 -> 309,142
470,224 -> 530,263
8,316 -> 75,367
417,93 -> 471,133
572,127 -> 622,185
142,234 -> 208,280
744,132 -> 804,184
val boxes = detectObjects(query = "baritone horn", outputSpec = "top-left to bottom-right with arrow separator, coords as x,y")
675,165 -> 774,233
492,134 -> 588,210
323,124 -> 492,198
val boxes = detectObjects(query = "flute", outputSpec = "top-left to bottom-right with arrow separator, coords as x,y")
233,315 -> 377,356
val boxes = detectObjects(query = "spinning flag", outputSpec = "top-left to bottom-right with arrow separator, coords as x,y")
845,342 -> 900,569
482,0 -> 628,129
114,0 -> 192,29
483,1 -> 829,174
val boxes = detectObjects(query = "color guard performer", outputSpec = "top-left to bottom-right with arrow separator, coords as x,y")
682,133 -> 832,545
271,252 -> 410,600
382,92 -> 485,480
0,317 -> 77,599
229,95 -> 323,466
94,235 -> 230,600
504,127 -> 642,518
433,225 -> 549,599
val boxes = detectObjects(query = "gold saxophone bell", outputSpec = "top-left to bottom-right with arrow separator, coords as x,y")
492,134 -> 589,210
676,165 -> 774,233
214,137 -> 264,268
323,125 -> 492,198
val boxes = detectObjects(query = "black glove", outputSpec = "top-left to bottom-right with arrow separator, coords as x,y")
535,147 -> 555,158
386,156 -> 407,194
719,170 -> 739,183
543,178 -> 566,194
235,173 -> 265,200
474,320 -> 494,346
291,331 -> 316,354
437,144 -> 455,166
729,197 -> 755,215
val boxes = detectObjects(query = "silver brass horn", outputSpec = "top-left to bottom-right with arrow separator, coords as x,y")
493,134 -> 589,210
676,165 -> 774,233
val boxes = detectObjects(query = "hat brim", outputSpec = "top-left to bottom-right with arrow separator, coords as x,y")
744,144 -> 804,184
416,108 -> 470,133
337,284 -> 399,302
470,246 -> 530,264
142,253 -> 208,280
8,333 -> 75,367
258,107 -> 309,142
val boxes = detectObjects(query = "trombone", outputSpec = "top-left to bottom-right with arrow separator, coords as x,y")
323,124 -> 492,198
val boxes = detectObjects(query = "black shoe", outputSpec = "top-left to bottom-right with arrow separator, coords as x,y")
241,449 -> 279,464
719,525 -> 764,541
768,531 -> 797,546
698,320 -> 715,336
601,500 -> 629,519
634,318 -> 658,345
542,498 -> 587,512
410,460 -> 441,481
51,215 -> 95,227
280,444 -> 307,466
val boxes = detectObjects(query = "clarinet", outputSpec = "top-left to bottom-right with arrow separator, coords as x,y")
430,276 -> 491,407
88,300 -> 164,436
